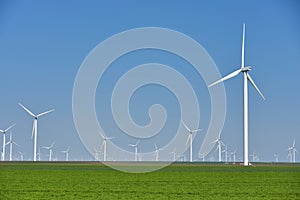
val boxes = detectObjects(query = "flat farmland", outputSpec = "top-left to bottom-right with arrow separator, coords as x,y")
0,162 -> 299,199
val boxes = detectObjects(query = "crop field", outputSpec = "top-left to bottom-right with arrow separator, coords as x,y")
0,162 -> 299,199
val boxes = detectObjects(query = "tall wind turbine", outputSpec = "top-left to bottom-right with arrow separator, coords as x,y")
18,103 -> 54,161
182,121 -> 202,162
209,24 -> 265,166
42,142 -> 55,161
6,130 -> 20,161
129,140 -> 140,161
212,137 -> 225,162
274,154 -> 279,163
61,146 -> 70,161
0,124 -> 16,161
98,131 -> 114,162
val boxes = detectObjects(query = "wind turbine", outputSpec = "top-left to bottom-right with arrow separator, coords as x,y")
129,140 -> 140,161
18,151 -> 25,161
209,24 -> 265,166
212,137 -> 225,162
231,149 -> 237,163
42,142 -> 55,161
61,146 -> 70,161
290,140 -> 297,163
18,103 -> 54,161
154,144 -> 161,162
287,147 -> 293,163
274,154 -> 279,163
93,147 -> 101,161
0,124 -> 16,161
182,121 -> 202,162
170,148 -> 176,162
222,145 -> 228,162
5,130 -> 20,161
98,131 -> 114,162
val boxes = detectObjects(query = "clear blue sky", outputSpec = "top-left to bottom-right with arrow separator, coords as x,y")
0,0 -> 299,162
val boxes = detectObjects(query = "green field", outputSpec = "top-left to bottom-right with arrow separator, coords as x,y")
0,162 -> 299,199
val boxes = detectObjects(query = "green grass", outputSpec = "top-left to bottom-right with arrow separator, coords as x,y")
0,162 -> 299,199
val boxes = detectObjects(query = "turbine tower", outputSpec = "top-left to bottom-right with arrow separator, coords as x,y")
42,142 -> 55,161
182,121 -> 202,162
6,130 -> 20,161
129,140 -> 140,161
61,146 -> 70,161
98,131 -> 114,162
18,103 -> 54,161
0,124 -> 16,161
209,24 -> 265,166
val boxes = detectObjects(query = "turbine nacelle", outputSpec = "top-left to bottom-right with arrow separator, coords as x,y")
241,66 -> 252,72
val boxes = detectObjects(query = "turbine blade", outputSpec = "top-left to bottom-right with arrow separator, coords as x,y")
186,134 -> 191,146
37,109 -> 55,117
191,128 -> 202,133
13,141 -> 20,147
18,103 -> 36,117
246,73 -> 265,100
5,124 -> 16,132
135,140 -> 140,146
181,121 -> 191,132
31,120 -> 36,139
241,23 -> 245,68
98,131 -> 105,139
50,142 -> 55,148
208,69 -> 242,87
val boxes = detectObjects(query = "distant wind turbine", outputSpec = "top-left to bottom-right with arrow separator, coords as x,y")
154,144 -> 161,162
18,151 -> 25,161
231,149 -> 237,163
42,142 -> 55,161
61,146 -> 70,161
0,124 -> 16,161
18,103 -> 54,161
98,131 -> 114,162
274,154 -> 279,163
182,121 -> 202,162
290,140 -> 297,163
222,145 -> 228,162
129,140 -> 140,161
209,24 -> 265,166
170,148 -> 176,161
5,130 -> 20,161
212,137 -> 225,162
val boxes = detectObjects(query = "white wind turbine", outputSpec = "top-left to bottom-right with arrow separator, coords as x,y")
212,137 -> 225,162
287,147 -> 293,163
0,124 -> 16,161
231,149 -> 237,163
209,24 -> 265,166
154,144 -> 161,162
61,146 -> 70,161
42,142 -> 55,161
19,103 -> 54,161
274,154 -> 279,163
129,140 -> 140,161
290,140 -> 297,163
182,121 -> 202,162
5,130 -> 20,161
170,148 -> 176,161
222,145 -> 228,162
18,151 -> 25,161
98,131 -> 114,162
